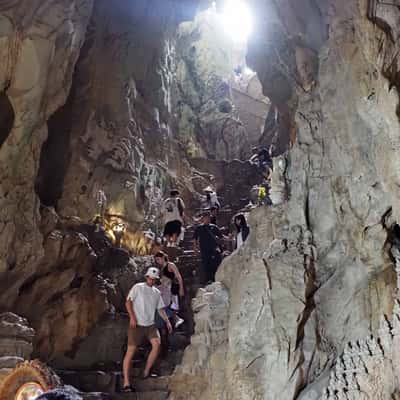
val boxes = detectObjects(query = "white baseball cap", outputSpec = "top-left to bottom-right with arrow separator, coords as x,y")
145,267 -> 160,280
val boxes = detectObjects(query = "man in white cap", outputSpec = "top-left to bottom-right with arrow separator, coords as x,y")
122,267 -> 172,392
202,186 -> 221,210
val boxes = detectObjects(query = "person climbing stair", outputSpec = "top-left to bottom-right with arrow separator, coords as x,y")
154,251 -> 185,356
122,267 -> 172,393
193,210 -> 223,284
161,189 -> 185,248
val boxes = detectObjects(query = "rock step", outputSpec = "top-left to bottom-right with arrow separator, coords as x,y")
178,254 -> 202,263
58,371 -> 171,394
81,393 -> 110,399
83,391 -> 169,400
110,390 -> 169,400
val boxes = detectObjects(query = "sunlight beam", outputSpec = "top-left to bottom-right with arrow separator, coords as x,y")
219,0 -> 253,43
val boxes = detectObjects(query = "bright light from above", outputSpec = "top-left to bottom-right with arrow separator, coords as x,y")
220,0 -> 253,43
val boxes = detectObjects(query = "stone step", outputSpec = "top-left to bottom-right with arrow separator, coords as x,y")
178,254 -> 202,262
111,390 -> 169,400
59,369 -> 172,394
134,376 -> 170,392
58,370 -> 118,393
81,393 -> 110,400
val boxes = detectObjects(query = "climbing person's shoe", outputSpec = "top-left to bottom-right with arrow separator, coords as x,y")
143,371 -> 159,379
175,316 -> 184,329
120,385 -> 135,393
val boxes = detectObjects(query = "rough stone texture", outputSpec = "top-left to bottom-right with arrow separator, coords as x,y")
0,0 -> 205,363
0,313 -> 34,381
0,0 -> 98,361
171,0 -> 400,399
3,1 -> 400,399
52,256 -> 153,369
53,0 -> 199,231
175,8 -> 268,160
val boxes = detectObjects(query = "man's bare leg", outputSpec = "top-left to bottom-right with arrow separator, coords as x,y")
123,344 -> 136,387
143,337 -> 161,377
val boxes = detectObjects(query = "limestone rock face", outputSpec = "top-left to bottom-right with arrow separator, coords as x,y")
175,8 -> 269,160
52,256 -> 153,369
15,222 -> 110,361
0,313 -> 34,380
0,0 -> 93,306
0,0 -> 203,363
50,0 -> 199,231
0,0 -> 97,361
171,1 -> 400,399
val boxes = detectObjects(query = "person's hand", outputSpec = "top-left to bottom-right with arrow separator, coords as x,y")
166,320 -> 173,334
129,317 -> 137,329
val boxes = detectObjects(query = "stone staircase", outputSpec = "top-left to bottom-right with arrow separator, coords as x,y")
54,189 -> 249,400
57,225 -> 205,400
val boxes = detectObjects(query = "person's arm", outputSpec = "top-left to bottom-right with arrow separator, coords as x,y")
158,308 -> 173,333
169,263 -> 184,297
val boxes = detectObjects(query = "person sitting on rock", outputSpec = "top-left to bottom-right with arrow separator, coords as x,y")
202,186 -> 221,210
122,267 -> 172,393
161,189 -> 185,247
193,210 -> 223,284
233,213 -> 250,250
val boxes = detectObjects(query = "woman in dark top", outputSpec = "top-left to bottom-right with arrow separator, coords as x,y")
154,251 -> 184,296
233,213 -> 250,250
154,251 -> 184,333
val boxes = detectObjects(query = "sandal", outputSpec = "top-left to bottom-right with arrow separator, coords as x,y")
143,371 -> 159,379
120,385 -> 135,392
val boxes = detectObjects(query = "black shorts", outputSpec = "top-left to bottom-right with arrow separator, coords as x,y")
164,220 -> 182,236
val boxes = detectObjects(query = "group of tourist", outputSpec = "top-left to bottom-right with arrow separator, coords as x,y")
121,185 -> 251,392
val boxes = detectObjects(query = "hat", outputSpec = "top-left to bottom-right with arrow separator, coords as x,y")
203,186 -> 214,193
145,267 -> 160,279
143,230 -> 155,241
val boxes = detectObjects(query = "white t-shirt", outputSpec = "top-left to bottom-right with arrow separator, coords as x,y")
163,197 -> 184,223
127,282 -> 165,326
236,232 -> 244,249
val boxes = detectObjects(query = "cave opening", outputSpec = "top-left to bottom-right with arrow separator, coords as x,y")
175,0 -> 276,161
0,91 -> 15,148
35,99 -> 73,208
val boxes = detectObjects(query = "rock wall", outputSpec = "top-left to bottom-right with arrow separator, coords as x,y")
0,0 -> 100,360
0,0 -> 202,362
175,7 -> 268,160
0,313 -> 34,382
171,0 -> 400,399
49,0 -> 197,228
